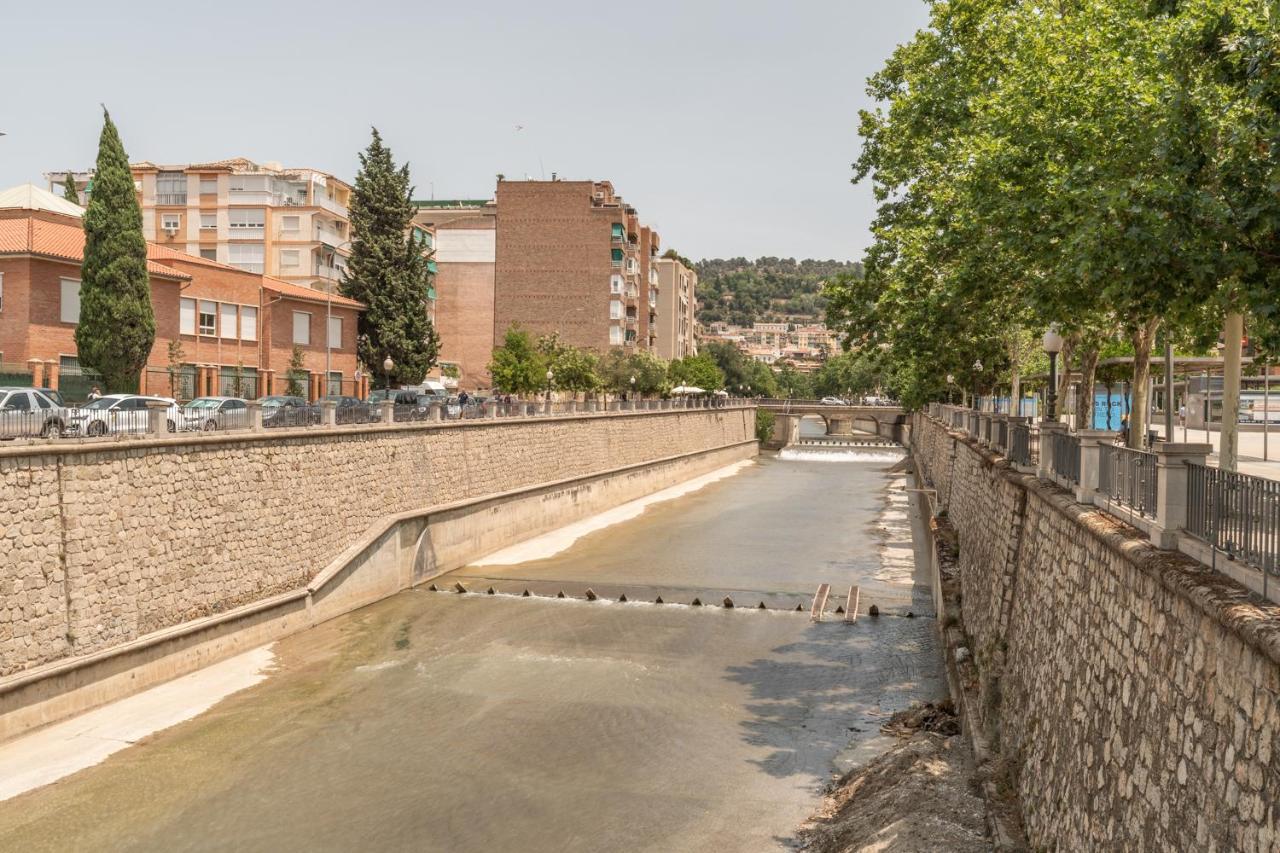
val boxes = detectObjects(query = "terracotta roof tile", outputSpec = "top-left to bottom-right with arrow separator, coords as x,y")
263,276 -> 364,308
0,214 -> 189,279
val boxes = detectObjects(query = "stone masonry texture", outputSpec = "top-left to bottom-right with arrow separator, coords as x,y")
0,408 -> 753,678
912,413 -> 1280,851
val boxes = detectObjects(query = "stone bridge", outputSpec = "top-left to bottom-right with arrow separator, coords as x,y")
755,399 -> 908,448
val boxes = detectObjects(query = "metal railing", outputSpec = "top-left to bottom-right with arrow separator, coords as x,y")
1186,464 -> 1280,578
968,412 -> 979,436
993,418 -> 1009,453
1050,431 -> 1081,484
1009,422 -> 1032,466
1098,445 -> 1158,518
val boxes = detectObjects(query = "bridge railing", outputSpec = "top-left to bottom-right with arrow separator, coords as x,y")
756,398 -> 902,408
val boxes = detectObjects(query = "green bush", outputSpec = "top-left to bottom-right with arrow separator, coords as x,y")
755,408 -> 775,443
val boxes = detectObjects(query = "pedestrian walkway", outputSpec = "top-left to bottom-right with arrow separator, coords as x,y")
1148,424 -> 1280,481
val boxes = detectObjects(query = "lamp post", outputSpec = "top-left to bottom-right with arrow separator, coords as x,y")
946,374 -> 955,405
546,368 -> 554,402
972,360 -> 983,412
382,356 -> 394,392
1042,324 -> 1064,422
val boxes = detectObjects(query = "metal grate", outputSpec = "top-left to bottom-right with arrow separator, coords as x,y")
1099,445 -> 1158,518
1009,423 -> 1031,466
1186,463 -> 1280,577
1049,431 -> 1081,484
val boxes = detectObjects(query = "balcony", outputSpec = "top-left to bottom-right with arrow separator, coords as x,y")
155,193 -> 187,206
316,226 -> 348,248
315,263 -> 347,280
228,189 -> 275,205
317,195 -> 348,218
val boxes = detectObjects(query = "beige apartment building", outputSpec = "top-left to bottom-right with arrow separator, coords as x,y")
654,257 -> 698,360
48,158 -> 353,294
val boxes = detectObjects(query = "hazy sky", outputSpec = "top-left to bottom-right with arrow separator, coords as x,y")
0,1 -> 928,262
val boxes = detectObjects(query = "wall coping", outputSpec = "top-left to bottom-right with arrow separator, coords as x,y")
0,404 -> 756,461
0,437 -> 758,699
919,414 -> 1280,669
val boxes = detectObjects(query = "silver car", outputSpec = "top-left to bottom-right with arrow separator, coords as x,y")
0,388 -> 67,439
65,394 -> 181,437
180,397 -> 250,431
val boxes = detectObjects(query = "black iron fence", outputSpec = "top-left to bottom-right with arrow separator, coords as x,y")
1186,464 -> 1280,577
1049,431 -> 1081,484
993,419 -> 1009,453
1099,445 -> 1158,518
1009,423 -> 1031,466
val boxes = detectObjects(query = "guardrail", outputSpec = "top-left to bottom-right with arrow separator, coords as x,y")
1099,445 -> 1158,519
1049,431 -> 1081,484
1009,422 -> 1032,466
1185,464 -> 1280,579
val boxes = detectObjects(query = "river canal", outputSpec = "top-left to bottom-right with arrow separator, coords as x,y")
0,451 -> 945,852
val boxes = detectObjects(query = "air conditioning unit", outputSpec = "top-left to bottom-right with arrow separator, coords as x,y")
593,191 -> 605,200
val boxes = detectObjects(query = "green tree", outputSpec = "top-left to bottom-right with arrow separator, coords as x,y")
537,333 -> 601,397
598,349 -> 668,396
668,353 -> 725,391
773,361 -> 814,398
62,172 -> 79,205
702,341 -> 779,397
166,339 -> 185,400
76,108 -> 155,393
286,345 -> 306,397
340,128 -> 440,388
488,325 -> 547,395
755,409 -> 776,443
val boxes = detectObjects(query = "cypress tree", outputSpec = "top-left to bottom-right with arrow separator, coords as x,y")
62,172 -> 79,205
340,128 -> 440,388
76,108 -> 155,393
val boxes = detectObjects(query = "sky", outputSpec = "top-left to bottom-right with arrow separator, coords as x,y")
0,0 -> 929,262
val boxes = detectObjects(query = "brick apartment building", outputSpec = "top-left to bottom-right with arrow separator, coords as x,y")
654,257 -> 698,360
0,184 -> 364,402
493,179 -> 659,353
47,158 -> 353,294
412,199 -> 496,388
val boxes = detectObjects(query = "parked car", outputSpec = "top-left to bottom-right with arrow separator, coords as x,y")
36,387 -> 66,407
320,394 -> 378,424
0,387 -> 68,439
65,394 -> 182,436
181,397 -> 250,431
820,396 -> 848,406
258,395 -> 319,428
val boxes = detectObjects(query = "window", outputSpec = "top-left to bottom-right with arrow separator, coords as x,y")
327,371 -> 343,396
180,297 -> 196,335
161,213 -> 181,232
200,213 -> 216,230
328,316 -> 342,349
611,223 -> 624,240
293,311 -> 311,345
281,215 -> 300,232
228,208 -> 265,231
199,177 -> 218,195
220,303 -> 237,339
610,275 -> 623,294
610,300 -> 623,320
609,326 -> 623,345
240,306 -> 257,341
280,249 -> 300,267
228,244 -> 264,273
199,248 -> 217,261
229,175 -> 268,193
60,278 -> 80,324
611,248 -> 623,266
156,171 -> 187,205
3,392 -> 30,411
198,300 -> 216,335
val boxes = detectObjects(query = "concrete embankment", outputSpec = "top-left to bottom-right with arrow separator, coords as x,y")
0,407 -> 755,740
911,412 -> 1280,851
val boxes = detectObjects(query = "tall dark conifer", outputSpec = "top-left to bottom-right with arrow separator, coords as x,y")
340,128 -> 440,387
62,172 -> 79,205
76,108 -> 154,392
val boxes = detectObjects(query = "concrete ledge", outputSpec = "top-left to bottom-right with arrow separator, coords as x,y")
0,438 -> 757,742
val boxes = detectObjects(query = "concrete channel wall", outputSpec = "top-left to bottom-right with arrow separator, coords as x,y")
911,413 -> 1280,851
0,407 -> 756,739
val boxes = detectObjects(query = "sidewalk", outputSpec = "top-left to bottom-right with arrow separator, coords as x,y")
1148,423 -> 1280,481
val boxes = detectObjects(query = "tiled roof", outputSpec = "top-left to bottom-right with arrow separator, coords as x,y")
0,215 -> 189,279
263,277 -> 364,308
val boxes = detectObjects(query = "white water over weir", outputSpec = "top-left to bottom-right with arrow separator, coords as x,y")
778,446 -> 907,463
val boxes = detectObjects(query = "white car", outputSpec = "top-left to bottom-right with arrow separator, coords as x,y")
180,397 -> 250,431
0,388 -> 68,439
66,394 -> 182,437
820,396 -> 848,406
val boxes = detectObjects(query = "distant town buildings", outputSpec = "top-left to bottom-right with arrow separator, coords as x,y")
654,257 -> 698,360
700,320 -> 837,372
493,179 -> 659,354
2,184 -> 365,400
47,158 -> 354,294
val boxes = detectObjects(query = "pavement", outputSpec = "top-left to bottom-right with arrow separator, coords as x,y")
1148,423 -> 1280,481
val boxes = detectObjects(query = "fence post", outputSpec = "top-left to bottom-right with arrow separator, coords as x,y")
1075,429 -> 1114,505
1038,421 -> 1067,480
247,401 -> 264,432
145,400 -> 170,436
381,399 -> 395,425
1152,443 -> 1213,549
321,400 -> 337,427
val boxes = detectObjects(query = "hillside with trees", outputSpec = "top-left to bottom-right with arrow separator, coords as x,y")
694,257 -> 862,327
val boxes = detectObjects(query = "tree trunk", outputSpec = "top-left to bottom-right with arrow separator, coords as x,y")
1007,335 -> 1023,417
1057,334 -> 1078,425
1129,318 -> 1160,449
1076,346 -> 1100,430
1221,311 -> 1244,471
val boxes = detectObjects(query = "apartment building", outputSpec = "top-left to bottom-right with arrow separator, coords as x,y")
47,158 -> 353,294
412,199 -> 497,388
493,179 -> 658,352
0,183 -> 364,401
654,257 -> 698,360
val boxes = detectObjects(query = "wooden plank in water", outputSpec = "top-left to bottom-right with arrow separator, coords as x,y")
845,586 -> 860,623
810,583 -> 831,621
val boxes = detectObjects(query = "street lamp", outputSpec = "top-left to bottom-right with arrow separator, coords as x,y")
546,368 -> 554,401
1042,324 -> 1064,422
629,374 -> 636,400
946,373 -> 955,405
972,360 -> 983,412
382,356 -> 394,392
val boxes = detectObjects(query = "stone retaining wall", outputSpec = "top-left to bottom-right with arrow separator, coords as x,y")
0,408 -> 754,678
912,413 -> 1280,851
